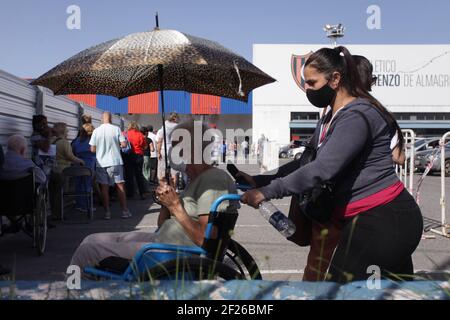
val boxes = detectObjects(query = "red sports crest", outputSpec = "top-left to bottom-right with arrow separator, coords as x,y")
291,52 -> 313,92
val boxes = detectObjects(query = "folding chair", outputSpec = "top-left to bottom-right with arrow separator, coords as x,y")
61,166 -> 94,221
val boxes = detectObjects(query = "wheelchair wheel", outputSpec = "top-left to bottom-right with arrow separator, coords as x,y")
34,187 -> 47,256
224,239 -> 262,280
142,257 -> 244,281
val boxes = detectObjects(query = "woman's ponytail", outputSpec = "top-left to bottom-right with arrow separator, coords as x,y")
339,46 -> 404,150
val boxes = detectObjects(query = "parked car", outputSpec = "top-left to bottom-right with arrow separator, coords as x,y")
415,142 -> 450,176
278,144 -> 290,158
406,138 -> 442,158
279,140 -> 302,158
287,146 -> 306,160
404,138 -> 447,170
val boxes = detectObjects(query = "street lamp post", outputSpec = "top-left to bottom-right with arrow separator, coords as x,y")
323,23 -> 345,47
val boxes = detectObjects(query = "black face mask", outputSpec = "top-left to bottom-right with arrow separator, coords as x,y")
306,83 -> 337,109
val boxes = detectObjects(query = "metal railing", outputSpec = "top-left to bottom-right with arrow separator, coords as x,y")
429,131 -> 450,238
396,129 -> 415,194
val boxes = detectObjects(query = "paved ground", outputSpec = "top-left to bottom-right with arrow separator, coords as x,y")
0,159 -> 449,282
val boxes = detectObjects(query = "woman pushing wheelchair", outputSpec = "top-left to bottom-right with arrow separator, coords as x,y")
241,46 -> 423,283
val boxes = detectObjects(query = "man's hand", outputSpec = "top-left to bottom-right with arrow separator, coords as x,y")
156,181 -> 181,212
241,189 -> 266,209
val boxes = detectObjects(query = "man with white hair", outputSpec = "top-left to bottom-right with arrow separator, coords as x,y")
70,119 -> 239,272
0,134 -> 46,184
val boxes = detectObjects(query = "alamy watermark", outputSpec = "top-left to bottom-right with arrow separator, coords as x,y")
367,4 -> 382,30
66,265 -> 81,290
366,265 -> 381,289
66,5 -> 81,30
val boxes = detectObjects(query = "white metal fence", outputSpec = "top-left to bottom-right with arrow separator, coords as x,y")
397,129 -> 416,194
0,69 -> 128,153
435,131 -> 450,237
405,129 -> 450,238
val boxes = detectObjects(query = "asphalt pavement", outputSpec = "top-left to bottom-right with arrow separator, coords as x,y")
0,158 -> 449,282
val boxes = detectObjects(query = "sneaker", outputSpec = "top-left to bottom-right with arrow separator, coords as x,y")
121,210 -> 132,219
104,211 -> 112,220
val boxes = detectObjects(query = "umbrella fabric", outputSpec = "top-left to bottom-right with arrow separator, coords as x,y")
32,29 -> 275,101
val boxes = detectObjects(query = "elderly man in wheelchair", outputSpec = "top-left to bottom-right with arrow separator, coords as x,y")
0,135 -> 48,255
70,120 -> 260,281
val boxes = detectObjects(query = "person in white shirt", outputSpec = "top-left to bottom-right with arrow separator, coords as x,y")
156,112 -> 179,184
241,136 -> 250,163
89,112 -> 131,220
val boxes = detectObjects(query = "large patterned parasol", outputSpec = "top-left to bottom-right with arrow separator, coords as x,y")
32,16 -> 276,180
32,27 -> 274,101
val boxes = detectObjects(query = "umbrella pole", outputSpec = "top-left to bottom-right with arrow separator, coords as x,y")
158,64 -> 171,184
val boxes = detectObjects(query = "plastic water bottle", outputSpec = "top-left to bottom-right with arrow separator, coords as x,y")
258,201 -> 296,237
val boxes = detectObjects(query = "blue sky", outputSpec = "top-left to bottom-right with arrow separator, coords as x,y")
1,0 -> 449,78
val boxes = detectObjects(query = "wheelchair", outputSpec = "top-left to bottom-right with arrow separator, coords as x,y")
85,194 -> 262,281
0,171 -> 48,256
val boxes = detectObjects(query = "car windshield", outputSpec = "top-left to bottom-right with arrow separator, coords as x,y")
414,139 -> 431,147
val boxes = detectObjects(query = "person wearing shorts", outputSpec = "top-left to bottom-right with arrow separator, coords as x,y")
90,112 -> 131,220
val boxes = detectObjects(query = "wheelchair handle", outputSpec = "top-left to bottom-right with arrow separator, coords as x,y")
236,183 -> 253,191
210,194 -> 242,212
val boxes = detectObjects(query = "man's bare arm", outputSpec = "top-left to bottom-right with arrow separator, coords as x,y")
157,206 -> 171,228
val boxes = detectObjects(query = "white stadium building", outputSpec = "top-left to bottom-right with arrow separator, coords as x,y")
252,44 -> 450,146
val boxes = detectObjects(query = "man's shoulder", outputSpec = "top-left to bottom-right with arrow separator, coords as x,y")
93,124 -> 105,133
97,123 -> 121,133
6,152 -> 33,166
198,168 -> 233,187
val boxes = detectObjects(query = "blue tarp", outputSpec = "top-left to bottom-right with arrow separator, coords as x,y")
0,280 -> 448,300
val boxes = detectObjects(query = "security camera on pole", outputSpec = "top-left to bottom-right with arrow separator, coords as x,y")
323,23 -> 345,47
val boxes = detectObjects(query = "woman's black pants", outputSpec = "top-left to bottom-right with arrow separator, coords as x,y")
328,189 -> 423,283
123,153 -> 147,197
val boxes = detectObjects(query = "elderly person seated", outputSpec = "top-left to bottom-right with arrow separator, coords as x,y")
70,119 -> 239,271
49,122 -> 85,220
0,135 -> 46,185
30,115 -> 55,177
